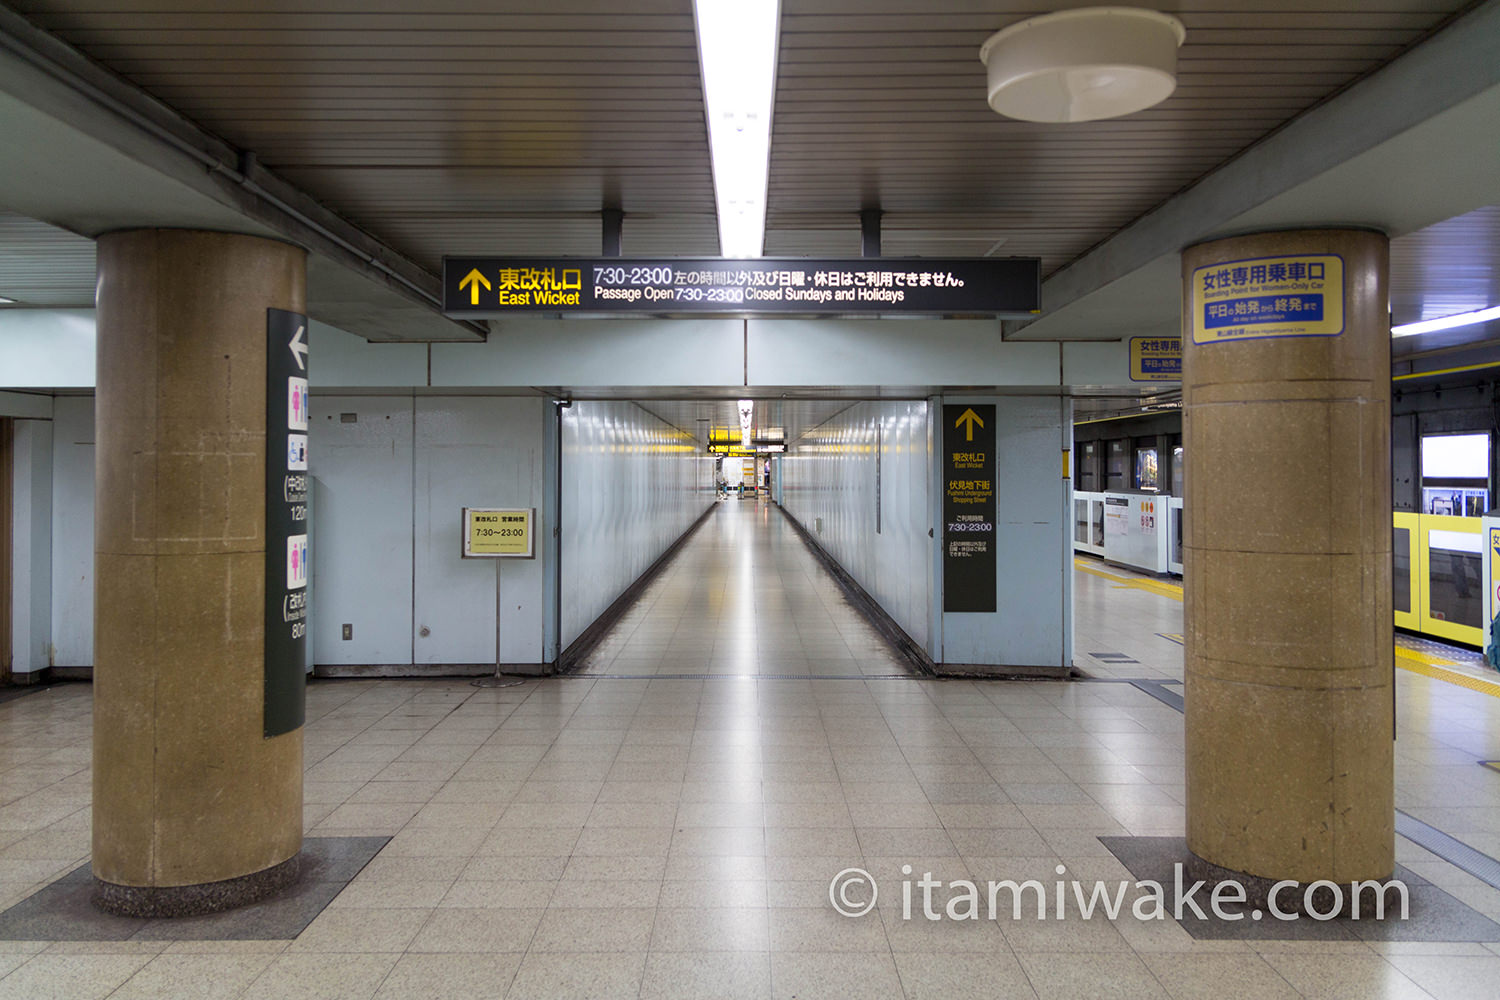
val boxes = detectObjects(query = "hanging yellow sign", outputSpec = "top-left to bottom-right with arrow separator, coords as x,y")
1129,337 -> 1182,381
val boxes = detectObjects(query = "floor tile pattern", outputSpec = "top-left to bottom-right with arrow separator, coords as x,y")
1,502 -> 1499,996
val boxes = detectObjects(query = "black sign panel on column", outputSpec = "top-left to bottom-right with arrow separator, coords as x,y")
441,257 -> 1040,318
265,308 -> 309,738
943,404 -> 997,614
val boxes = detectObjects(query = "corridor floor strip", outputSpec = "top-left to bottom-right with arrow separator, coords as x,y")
558,673 -> 917,681
1395,811 -> 1500,892
1129,680 -> 1186,712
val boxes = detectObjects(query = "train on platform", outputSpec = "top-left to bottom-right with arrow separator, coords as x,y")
1073,364 -> 1500,648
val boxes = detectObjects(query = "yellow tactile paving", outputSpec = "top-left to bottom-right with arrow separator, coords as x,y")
1397,657 -> 1500,700
1074,557 -> 1500,698
1073,559 -> 1184,601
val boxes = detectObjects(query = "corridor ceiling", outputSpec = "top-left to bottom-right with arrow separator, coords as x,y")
0,0 -> 1497,354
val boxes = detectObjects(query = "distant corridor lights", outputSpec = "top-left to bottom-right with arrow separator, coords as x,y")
694,0 -> 780,258
1391,304 -> 1500,338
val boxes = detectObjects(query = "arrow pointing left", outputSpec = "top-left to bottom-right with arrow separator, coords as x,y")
459,268 -> 492,306
289,324 -> 308,371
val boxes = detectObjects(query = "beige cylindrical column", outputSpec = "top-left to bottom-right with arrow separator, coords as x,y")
93,230 -> 306,916
1183,228 -> 1393,890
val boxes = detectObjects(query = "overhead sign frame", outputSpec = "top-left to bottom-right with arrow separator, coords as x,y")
442,256 -> 1040,318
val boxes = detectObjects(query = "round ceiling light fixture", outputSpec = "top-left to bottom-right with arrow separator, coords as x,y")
980,7 -> 1185,123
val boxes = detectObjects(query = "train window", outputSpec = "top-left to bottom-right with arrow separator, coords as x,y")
1427,528 -> 1482,628
1134,447 -> 1159,491
1393,527 -> 1411,615
1078,441 -> 1099,492
1172,445 -> 1183,498
1106,439 -> 1128,490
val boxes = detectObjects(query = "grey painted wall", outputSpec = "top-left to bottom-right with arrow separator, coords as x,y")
8,418 -> 51,674
49,396 -> 92,667
307,395 -> 556,669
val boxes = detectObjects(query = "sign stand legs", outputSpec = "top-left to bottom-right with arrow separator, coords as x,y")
473,560 -> 524,689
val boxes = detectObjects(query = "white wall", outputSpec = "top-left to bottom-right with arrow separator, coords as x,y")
0,310 -> 95,388
559,401 -> 713,649
308,396 -> 416,666
306,395 -> 552,670
9,418 -> 52,673
0,310 -> 1138,392
50,397 -> 93,666
779,400 -> 933,649
413,397 -> 548,666
14,389 -> 714,673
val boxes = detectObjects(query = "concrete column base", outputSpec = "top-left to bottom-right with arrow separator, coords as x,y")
1185,851 -> 1396,919
93,854 -> 301,918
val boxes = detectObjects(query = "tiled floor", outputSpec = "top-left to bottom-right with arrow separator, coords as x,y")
574,498 -> 913,678
2,501 -> 1500,997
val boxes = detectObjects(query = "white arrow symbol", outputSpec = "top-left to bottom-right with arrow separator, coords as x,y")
289,324 -> 308,371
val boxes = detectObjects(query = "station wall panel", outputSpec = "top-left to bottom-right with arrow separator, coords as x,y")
940,395 -> 1070,668
412,397 -> 548,666
49,396 -> 93,666
559,401 -> 713,650
308,396 -> 416,666
779,400 -> 932,650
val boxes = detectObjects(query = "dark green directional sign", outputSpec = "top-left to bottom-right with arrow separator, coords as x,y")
265,308 -> 309,738
943,404 -> 997,614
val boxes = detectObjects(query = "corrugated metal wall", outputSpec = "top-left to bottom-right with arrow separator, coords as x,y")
779,399 -> 931,648
559,400 -> 713,649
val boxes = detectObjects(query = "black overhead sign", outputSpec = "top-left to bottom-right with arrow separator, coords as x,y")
943,404 -> 997,614
442,257 -> 1040,318
265,308 -> 309,739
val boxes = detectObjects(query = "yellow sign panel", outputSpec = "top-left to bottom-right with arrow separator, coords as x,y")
462,507 -> 535,558
1129,337 -> 1182,381
1189,254 -> 1344,346
1490,527 -> 1500,626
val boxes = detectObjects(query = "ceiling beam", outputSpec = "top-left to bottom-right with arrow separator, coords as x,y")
1005,0 -> 1500,343
0,3 -> 485,343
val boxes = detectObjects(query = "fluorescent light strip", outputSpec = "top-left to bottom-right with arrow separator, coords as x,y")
1392,304 -> 1500,338
738,399 -> 754,449
694,0 -> 780,258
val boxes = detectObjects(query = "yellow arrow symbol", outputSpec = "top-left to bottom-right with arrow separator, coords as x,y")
954,407 -> 984,442
459,268 -> 491,305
